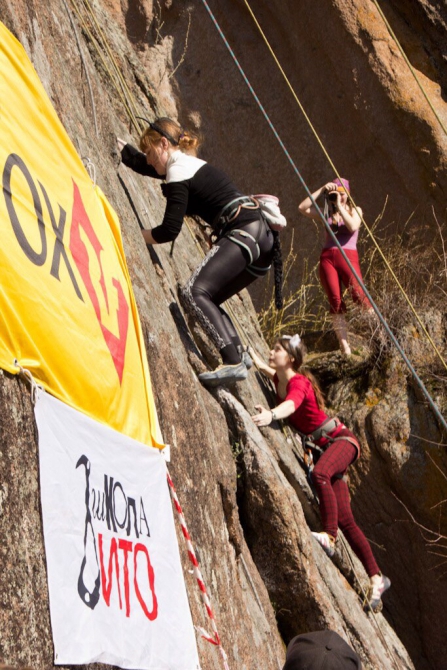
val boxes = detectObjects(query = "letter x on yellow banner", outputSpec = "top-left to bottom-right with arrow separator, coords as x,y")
0,21 -> 163,449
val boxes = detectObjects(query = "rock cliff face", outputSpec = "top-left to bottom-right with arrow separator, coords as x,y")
0,2 -> 446,670
171,0 -> 447,304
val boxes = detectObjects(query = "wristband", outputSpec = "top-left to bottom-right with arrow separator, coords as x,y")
271,410 -> 277,421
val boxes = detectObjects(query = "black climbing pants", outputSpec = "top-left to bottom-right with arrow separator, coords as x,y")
183,217 -> 274,363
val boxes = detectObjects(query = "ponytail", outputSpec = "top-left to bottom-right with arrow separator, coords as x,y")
299,368 -> 325,411
178,131 -> 201,155
140,117 -> 201,156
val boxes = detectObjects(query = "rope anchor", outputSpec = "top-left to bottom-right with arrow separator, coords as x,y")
13,359 -> 42,405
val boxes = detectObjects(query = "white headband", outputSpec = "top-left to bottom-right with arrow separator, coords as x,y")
283,334 -> 301,349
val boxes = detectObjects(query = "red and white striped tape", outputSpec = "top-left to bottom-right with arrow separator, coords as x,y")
167,470 -> 230,670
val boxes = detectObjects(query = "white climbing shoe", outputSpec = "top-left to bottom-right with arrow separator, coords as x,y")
198,362 -> 248,387
311,531 -> 335,557
366,574 -> 391,612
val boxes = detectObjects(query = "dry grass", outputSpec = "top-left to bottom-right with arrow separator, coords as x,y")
259,205 -> 447,383
354,205 -> 447,363
259,229 -> 330,342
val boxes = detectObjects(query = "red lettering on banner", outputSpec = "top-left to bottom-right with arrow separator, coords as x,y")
98,533 -> 158,621
69,181 -> 129,382
98,534 -> 123,609
118,538 -> 132,617
134,543 -> 158,621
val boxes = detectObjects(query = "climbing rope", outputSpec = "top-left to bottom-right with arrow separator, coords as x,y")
82,157 -> 97,186
239,0 -> 447,376
61,0 -> 99,136
337,533 -> 403,670
166,470 -> 230,670
371,0 -> 447,139
68,0 -> 143,134
200,0 -> 447,435
13,359 -> 43,405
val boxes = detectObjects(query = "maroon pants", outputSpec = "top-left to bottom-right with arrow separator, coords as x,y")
319,248 -> 371,314
312,437 -> 380,577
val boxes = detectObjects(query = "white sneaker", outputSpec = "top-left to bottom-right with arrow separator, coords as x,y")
366,574 -> 391,612
311,531 -> 335,557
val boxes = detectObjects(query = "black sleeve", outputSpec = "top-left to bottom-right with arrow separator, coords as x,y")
120,144 -> 164,180
151,181 -> 190,243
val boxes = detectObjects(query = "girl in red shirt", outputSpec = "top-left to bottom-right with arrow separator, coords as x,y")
250,334 -> 390,611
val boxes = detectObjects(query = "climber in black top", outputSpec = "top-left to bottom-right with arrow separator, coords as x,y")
119,117 -> 279,386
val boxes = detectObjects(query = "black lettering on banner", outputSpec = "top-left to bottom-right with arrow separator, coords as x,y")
92,487 -> 106,522
38,180 -> 83,300
2,153 -> 47,265
76,454 -> 101,609
113,481 -> 128,530
140,499 -> 151,537
127,498 -> 139,538
104,474 -> 117,533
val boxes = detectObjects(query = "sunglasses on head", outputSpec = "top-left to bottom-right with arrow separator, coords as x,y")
136,117 -> 179,146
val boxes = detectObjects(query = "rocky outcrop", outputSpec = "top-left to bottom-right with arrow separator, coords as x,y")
171,0 -> 447,303
0,2 -> 446,670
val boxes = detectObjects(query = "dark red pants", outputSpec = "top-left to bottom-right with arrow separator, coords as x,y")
319,248 -> 371,314
312,437 -> 380,577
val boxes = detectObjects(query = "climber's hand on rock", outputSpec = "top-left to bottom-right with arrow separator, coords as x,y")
117,137 -> 127,151
251,405 -> 273,427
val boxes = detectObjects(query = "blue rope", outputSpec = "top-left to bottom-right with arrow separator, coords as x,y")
200,0 -> 447,434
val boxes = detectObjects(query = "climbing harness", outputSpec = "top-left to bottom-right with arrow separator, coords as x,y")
225,229 -> 271,277
212,195 -> 259,237
200,0 -> 447,435
299,417 -> 360,490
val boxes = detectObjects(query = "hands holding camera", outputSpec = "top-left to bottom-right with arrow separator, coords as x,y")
324,182 -> 341,209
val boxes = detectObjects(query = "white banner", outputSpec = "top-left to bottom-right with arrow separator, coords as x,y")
35,390 -> 200,669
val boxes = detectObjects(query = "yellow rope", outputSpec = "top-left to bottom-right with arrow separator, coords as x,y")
241,0 -> 447,373
81,0 -> 143,132
372,0 -> 447,138
69,0 -> 143,134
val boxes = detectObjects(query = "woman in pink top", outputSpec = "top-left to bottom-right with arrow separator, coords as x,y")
250,334 -> 390,611
298,178 -> 371,356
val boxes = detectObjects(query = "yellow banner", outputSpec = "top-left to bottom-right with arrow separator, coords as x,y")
0,22 -> 163,448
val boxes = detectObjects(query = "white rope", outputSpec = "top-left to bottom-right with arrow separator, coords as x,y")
13,359 -> 42,405
82,156 -> 97,186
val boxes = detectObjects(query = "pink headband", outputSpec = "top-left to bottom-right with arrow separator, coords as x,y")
333,177 -> 350,193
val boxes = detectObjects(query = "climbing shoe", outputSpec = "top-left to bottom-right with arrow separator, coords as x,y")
365,574 -> 391,612
242,350 -> 253,369
311,531 -> 335,557
198,362 -> 248,387
237,345 -> 253,370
